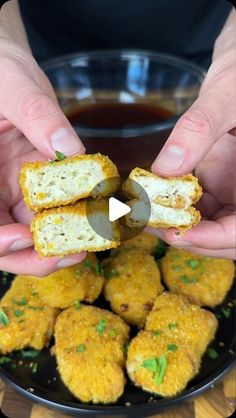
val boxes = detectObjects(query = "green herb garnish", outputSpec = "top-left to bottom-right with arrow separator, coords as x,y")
30,362 -> 38,373
76,344 -> 86,352
109,329 -> 116,338
172,265 -> 183,272
0,309 -> 9,326
152,330 -> 162,336
96,319 -> 107,335
74,300 -> 81,310
14,310 -> 24,317
84,259 -> 91,269
153,240 -> 166,259
168,323 -> 177,330
0,356 -> 11,365
28,306 -> 44,311
31,291 -> 39,297
55,150 -> 65,161
142,355 -> 167,385
104,269 -> 120,279
20,349 -> 40,359
167,344 -> 177,352
95,260 -> 103,276
180,275 -> 197,284
222,308 -> 231,318
13,297 -> 27,306
207,348 -> 219,359
186,260 -> 200,270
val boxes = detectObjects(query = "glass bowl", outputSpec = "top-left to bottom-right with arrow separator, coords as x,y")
42,50 -> 205,174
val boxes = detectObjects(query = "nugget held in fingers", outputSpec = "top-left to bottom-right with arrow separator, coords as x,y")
160,248 -> 235,307
54,305 -> 130,403
20,153 -> 119,211
123,168 -> 202,231
0,276 -> 58,354
31,199 -> 120,257
103,249 -> 163,328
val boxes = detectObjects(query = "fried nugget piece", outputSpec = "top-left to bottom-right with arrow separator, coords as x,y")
20,153 -> 119,211
54,305 -> 130,403
31,254 -> 104,308
103,249 -> 163,328
160,248 -> 235,307
123,168 -> 202,231
145,292 -> 218,358
0,276 -> 58,354
127,330 -> 199,397
112,231 -> 160,255
31,199 -> 120,257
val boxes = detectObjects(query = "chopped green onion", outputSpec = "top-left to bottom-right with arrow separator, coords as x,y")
28,306 -> 44,311
0,309 -> 9,326
55,150 -> 65,161
95,260 -> 103,276
155,355 -> 167,385
207,348 -> 219,359
31,291 -> 39,296
74,300 -> 81,310
142,358 -> 158,373
109,329 -> 116,338
180,275 -> 197,284
186,259 -> 200,269
84,259 -> 91,269
172,265 -> 183,272
167,344 -> 177,352
76,344 -> 86,352
20,349 -> 40,359
222,308 -> 231,318
168,323 -> 177,330
153,240 -> 166,259
152,330 -> 162,336
31,362 -> 38,373
96,319 -> 107,335
14,310 -> 24,317
13,297 -> 27,306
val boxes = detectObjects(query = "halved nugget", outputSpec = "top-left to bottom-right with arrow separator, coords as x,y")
31,199 -> 120,257
20,153 -> 119,211
145,292 -> 218,358
31,254 -> 104,308
54,305 -> 130,403
123,168 -> 202,208
103,249 -> 163,328
123,168 -> 202,231
160,248 -> 235,307
0,276 -> 58,354
127,330 -> 199,397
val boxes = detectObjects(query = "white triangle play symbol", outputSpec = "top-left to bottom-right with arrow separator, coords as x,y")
109,197 -> 131,222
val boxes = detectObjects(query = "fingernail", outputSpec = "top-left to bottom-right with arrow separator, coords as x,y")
9,238 -> 33,252
57,257 -> 79,269
172,240 -> 192,247
154,145 -> 185,170
51,128 -> 85,156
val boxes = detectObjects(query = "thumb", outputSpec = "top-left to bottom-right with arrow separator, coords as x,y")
0,56 -> 85,158
152,65 -> 236,176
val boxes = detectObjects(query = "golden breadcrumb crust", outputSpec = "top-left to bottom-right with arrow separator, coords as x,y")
20,153 -> 119,211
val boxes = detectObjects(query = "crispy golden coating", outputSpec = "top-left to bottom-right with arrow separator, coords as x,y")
0,276 -> 58,354
112,232 -> 160,255
145,292 -> 218,359
127,330 -> 199,397
20,153 -> 119,211
160,248 -> 235,307
31,199 -> 120,257
31,254 -> 104,308
103,249 -> 164,328
54,305 -> 130,403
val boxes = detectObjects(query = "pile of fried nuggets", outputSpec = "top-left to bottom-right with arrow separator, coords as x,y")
0,154 -> 235,404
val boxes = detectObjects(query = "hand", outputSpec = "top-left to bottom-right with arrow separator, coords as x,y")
0,41 -> 86,275
150,52 -> 236,259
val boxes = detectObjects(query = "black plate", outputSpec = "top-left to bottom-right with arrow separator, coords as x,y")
0,270 -> 235,418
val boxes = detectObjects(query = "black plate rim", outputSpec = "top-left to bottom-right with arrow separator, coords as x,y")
1,353 -> 235,416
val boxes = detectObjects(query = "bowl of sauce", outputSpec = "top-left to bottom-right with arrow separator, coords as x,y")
43,50 -> 205,173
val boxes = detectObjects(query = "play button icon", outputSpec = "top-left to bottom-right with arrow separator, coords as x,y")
109,197 -> 131,222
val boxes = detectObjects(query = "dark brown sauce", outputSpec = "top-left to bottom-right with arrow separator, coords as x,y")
66,102 -> 173,129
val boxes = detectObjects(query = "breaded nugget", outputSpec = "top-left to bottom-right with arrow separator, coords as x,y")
0,276 -> 58,354
103,249 -> 163,328
127,330 -> 199,397
20,153 -> 119,211
145,292 -> 218,358
123,168 -> 202,231
31,199 -> 120,257
31,254 -> 104,308
112,231 -> 160,255
54,305 -> 130,403
123,168 -> 202,208
160,248 -> 235,307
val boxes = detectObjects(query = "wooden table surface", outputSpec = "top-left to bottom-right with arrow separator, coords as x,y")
0,368 -> 235,418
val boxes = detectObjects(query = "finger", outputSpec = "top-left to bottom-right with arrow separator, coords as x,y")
0,223 -> 33,256
0,248 -> 87,276
146,216 -> 236,250
152,67 -> 236,176
174,246 -> 235,260
0,57 -> 85,158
